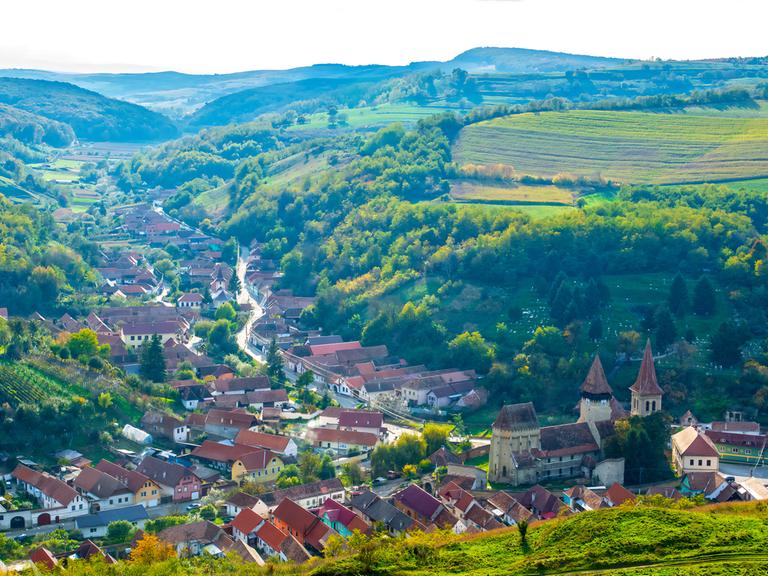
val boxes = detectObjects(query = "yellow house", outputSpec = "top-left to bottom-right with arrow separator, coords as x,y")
231,450 -> 284,485
95,459 -> 163,508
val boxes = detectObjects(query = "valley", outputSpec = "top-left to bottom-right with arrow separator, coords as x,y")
1,24 -> 768,575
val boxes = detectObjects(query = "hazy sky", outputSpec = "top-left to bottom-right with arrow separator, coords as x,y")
1,0 -> 766,73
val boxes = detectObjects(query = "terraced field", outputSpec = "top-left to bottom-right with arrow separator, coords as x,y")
0,362 -> 76,406
454,106 -> 768,185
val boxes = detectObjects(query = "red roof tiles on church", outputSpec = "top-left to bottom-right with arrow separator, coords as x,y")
580,354 -> 612,396
629,339 -> 664,396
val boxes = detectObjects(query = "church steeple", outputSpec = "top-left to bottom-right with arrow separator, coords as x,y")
629,339 -> 664,416
578,354 -> 613,424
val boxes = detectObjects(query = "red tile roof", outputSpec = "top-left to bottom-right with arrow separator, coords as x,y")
309,428 -> 378,447
338,410 -> 383,430
255,520 -> 288,550
95,460 -> 154,493
189,441 -> 255,464
231,508 -> 263,535
629,339 -> 664,396
235,430 -> 292,453
309,341 -> 362,356
605,483 -> 636,506
580,354 -> 612,396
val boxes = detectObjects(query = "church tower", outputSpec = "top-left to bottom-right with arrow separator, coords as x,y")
629,339 -> 664,416
578,354 -> 613,424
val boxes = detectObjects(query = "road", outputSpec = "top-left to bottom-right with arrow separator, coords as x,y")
234,246 -> 266,363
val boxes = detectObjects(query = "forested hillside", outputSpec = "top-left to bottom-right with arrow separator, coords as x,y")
119,83 -> 768,423
0,194 -> 98,314
0,77 -> 178,141
0,103 -> 74,146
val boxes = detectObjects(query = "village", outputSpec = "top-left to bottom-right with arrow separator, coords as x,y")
2,192 -> 768,571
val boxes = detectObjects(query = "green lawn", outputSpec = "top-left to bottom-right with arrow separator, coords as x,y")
454,104 -> 768,185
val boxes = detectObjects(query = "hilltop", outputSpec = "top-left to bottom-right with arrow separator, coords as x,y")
0,77 -> 178,141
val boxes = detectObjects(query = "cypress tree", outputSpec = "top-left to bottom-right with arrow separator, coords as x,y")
693,276 -> 716,316
140,334 -> 166,383
654,306 -> 677,352
668,273 -> 688,317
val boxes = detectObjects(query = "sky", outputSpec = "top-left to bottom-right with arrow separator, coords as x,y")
1,0 -> 766,74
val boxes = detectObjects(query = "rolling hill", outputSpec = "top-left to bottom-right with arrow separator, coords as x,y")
453,104 -> 768,185
0,77 -> 179,141
0,103 -> 74,146
0,47 -> 630,117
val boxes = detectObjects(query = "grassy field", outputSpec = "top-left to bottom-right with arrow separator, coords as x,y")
288,102 -> 457,133
310,501 -> 768,576
450,180 -> 575,205
454,104 -> 768,185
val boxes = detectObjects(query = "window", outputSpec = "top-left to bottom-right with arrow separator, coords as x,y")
733,448 -> 738,453
645,400 -> 650,412
109,499 -> 114,505
706,460 -> 711,466
698,460 -> 702,466
689,459 -> 694,466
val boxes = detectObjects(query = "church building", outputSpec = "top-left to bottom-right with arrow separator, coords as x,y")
489,340 -> 663,487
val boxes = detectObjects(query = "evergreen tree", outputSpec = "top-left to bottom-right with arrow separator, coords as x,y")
710,321 -> 746,367
547,271 -> 568,305
550,283 -> 572,326
588,317 -> 603,341
139,334 -> 166,383
654,306 -> 677,351
693,276 -> 716,316
228,272 -> 241,296
583,278 -> 601,316
266,338 -> 286,387
667,273 -> 688,317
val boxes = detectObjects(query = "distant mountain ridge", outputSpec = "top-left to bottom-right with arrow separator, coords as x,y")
0,47 -> 628,116
0,77 -> 179,142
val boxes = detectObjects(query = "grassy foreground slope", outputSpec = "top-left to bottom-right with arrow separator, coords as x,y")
313,502 -> 768,576
40,502 -> 768,575
454,105 -> 768,185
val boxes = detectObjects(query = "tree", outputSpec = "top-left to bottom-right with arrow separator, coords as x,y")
517,519 -> 529,546
97,392 -> 113,410
130,533 -> 176,564
319,453 -> 336,480
654,306 -> 677,352
106,520 -> 134,543
668,273 -> 688,317
199,504 -> 217,521
67,328 -> 99,359
266,338 -> 286,387
588,317 -> 603,341
207,319 -> 237,356
693,276 -> 716,316
139,334 -> 167,382
422,423 -> 450,455
296,370 -> 314,391
341,462 -> 364,486
276,464 -> 302,488
448,331 -> 495,374
215,302 -> 236,322
710,322 -> 747,368
298,451 -> 322,483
